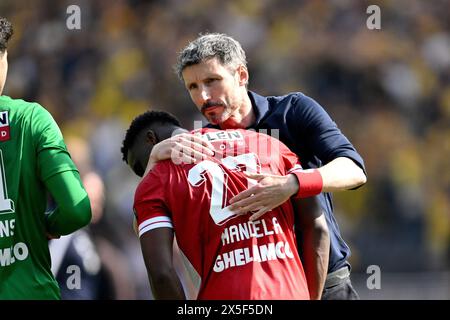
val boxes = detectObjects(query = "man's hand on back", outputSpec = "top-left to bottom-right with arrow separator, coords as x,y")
144,133 -> 215,176
229,172 -> 299,221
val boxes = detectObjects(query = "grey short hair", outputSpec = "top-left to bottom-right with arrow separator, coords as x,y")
175,33 -> 247,80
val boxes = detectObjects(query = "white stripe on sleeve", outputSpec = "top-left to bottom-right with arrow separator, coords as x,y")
138,216 -> 173,237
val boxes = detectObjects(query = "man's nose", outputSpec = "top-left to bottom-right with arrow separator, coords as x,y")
200,87 -> 211,102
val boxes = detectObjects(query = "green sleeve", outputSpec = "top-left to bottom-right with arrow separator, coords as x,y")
43,164 -> 92,236
30,103 -> 92,235
32,104 -> 77,179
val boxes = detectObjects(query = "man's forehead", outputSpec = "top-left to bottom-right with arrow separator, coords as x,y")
183,59 -> 231,82
188,58 -> 223,71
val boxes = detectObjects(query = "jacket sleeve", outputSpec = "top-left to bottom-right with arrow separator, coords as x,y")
288,94 -> 366,175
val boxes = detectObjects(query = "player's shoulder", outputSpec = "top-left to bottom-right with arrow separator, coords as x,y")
267,91 -> 323,112
238,128 -> 294,159
197,127 -> 265,137
134,160 -> 174,203
266,91 -> 305,106
191,127 -> 219,135
0,95 -> 48,118
0,95 -> 42,109
192,127 -> 252,143
195,127 -> 283,148
139,160 -> 173,186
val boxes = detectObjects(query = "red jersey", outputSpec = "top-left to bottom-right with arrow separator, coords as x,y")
134,128 -> 309,300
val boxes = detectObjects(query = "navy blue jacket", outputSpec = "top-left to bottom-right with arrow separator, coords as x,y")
208,91 -> 366,272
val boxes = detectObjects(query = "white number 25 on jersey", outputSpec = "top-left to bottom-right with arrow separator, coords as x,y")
188,153 -> 259,225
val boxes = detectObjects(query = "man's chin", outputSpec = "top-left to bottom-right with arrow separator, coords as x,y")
208,117 -> 222,125
204,112 -> 223,125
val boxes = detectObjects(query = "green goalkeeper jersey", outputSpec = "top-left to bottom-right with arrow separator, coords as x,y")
0,95 -> 85,299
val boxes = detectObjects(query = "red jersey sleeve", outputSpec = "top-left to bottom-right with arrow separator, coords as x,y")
133,164 -> 173,237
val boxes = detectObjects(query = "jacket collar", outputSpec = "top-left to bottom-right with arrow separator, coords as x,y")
247,91 -> 269,129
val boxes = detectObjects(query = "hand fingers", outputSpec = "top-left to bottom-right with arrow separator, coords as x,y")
171,143 -> 207,164
182,147 -> 214,160
230,195 -> 260,212
229,187 -> 259,204
243,171 -> 267,180
231,199 -> 264,216
169,135 -> 215,164
177,136 -> 215,156
249,208 -> 270,222
177,133 -> 215,153
188,133 -> 215,150
171,151 -> 199,165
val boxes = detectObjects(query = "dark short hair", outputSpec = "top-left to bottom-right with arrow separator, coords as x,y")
121,110 -> 181,164
0,17 -> 13,53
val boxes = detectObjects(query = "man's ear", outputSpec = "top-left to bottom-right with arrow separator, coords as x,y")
237,64 -> 249,87
146,130 -> 158,145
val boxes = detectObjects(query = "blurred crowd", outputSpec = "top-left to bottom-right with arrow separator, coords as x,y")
1,0 -> 449,298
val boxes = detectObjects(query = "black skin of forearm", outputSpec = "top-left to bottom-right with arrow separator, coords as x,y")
292,196 -> 330,300
146,267 -> 186,300
140,228 -> 186,300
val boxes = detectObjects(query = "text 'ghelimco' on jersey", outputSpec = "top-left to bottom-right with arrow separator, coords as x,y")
134,128 -> 310,300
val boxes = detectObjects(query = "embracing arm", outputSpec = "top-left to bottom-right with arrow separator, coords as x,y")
140,227 -> 186,300
292,196 -> 329,300
291,94 -> 367,195
144,133 -> 215,176
317,157 -> 366,192
289,156 -> 366,197
229,94 -> 367,216
229,156 -> 366,220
